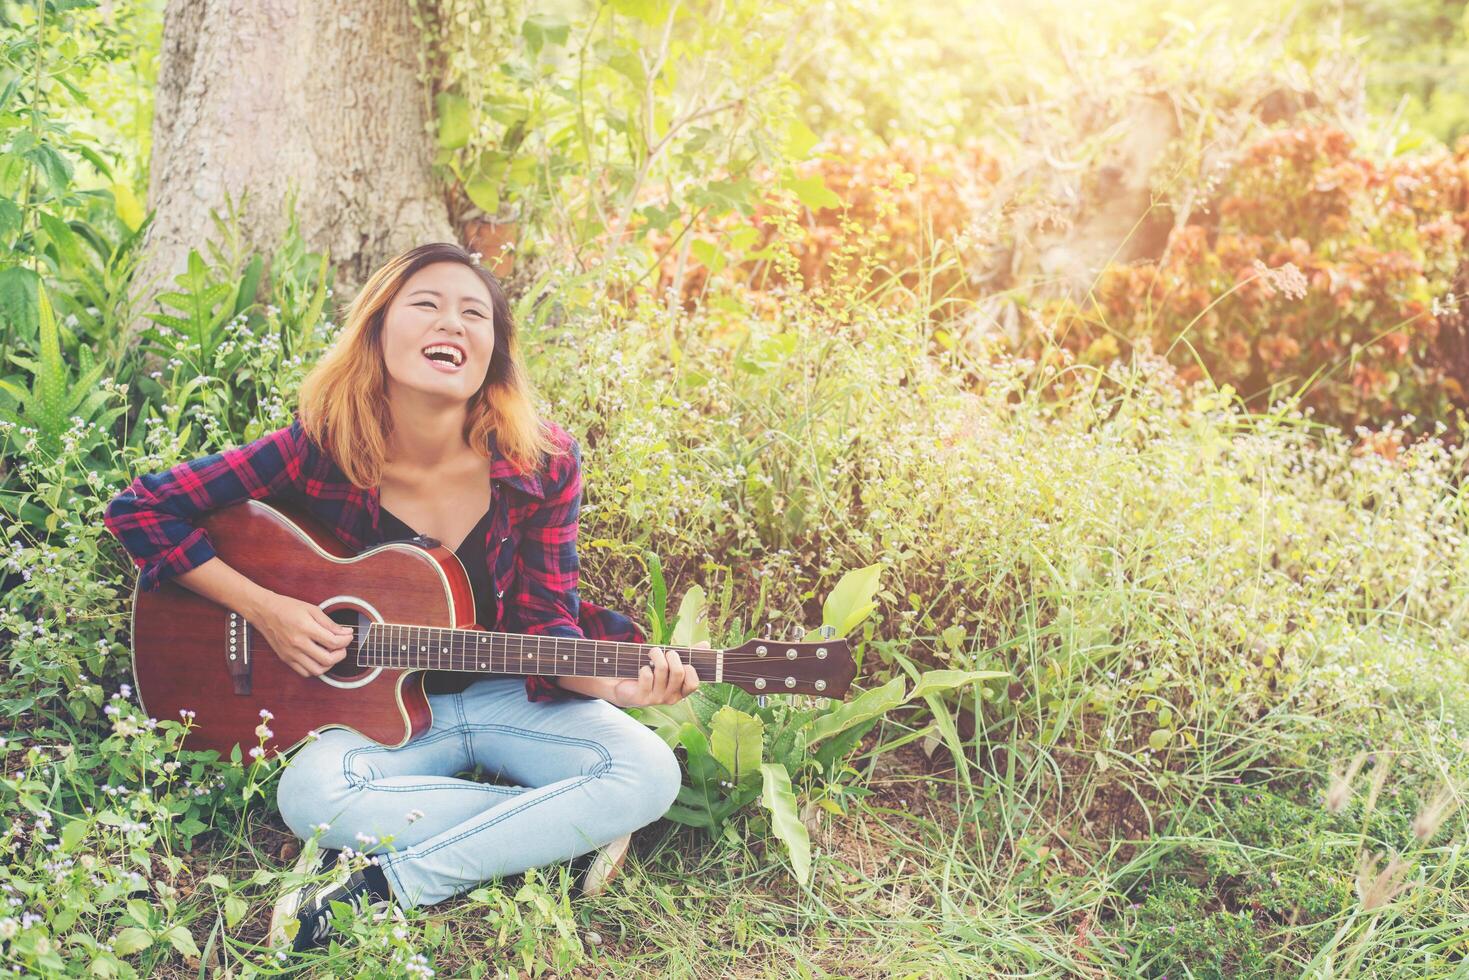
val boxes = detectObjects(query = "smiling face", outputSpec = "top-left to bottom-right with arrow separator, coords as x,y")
379,261 -> 496,405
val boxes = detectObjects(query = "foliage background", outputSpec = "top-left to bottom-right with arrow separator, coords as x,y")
1,0 -> 1467,976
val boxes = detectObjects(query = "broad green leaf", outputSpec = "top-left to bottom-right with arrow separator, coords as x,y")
112,182 -> 145,230
60,818 -> 86,851
224,895 -> 247,928
759,762 -> 810,885
1148,729 -> 1172,750
38,210 -> 83,268
630,698 -> 699,746
0,266 -> 39,341
521,12 -> 570,52
112,927 -> 152,956
0,197 -> 20,239
670,585 -> 709,647
806,675 -> 906,745
821,563 -> 881,637
906,669 -> 1010,702
436,91 -> 471,150
783,118 -> 820,160
710,706 -> 763,782
689,239 -> 725,275
610,0 -> 669,26
782,174 -> 842,211
465,176 -> 500,214
34,281 -> 66,440
125,898 -> 151,927
162,925 -> 200,958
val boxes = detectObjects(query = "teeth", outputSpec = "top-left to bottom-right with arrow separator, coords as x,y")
422,344 -> 464,366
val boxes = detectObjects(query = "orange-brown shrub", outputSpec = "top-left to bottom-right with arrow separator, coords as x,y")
1043,126 -> 1469,432
642,136 -> 1000,310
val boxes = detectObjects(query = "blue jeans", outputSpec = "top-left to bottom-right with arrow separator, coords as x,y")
274,677 -> 682,907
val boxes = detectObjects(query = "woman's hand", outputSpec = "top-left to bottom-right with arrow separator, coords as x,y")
606,640 -> 706,708
249,590 -> 353,678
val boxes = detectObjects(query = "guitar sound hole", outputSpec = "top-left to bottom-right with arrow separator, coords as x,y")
324,608 -> 373,681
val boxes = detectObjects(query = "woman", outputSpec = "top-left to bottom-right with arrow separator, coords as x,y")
103,242 -> 698,952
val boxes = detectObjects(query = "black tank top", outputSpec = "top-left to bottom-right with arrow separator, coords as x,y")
378,504 -> 506,694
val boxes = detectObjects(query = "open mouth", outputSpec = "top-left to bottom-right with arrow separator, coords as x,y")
422,343 -> 466,372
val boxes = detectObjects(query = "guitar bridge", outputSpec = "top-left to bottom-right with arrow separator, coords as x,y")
227,611 -> 251,696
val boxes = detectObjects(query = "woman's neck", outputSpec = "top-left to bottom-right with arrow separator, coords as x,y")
384,387 -> 473,471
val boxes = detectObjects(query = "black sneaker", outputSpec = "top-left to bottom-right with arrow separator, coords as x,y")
269,847 -> 393,952
290,863 -> 392,951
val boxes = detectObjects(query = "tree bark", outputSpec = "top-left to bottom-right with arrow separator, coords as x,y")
137,0 -> 453,327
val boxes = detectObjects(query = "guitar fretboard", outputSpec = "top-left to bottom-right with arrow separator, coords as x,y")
355,622 -> 719,682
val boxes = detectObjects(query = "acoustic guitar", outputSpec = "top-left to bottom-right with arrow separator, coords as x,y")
126,499 -> 857,756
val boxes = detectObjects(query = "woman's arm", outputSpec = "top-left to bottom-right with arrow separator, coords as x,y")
103,417 -> 309,596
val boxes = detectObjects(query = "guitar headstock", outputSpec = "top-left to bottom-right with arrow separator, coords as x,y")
718,635 -> 856,699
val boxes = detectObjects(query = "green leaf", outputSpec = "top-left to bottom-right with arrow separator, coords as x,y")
670,585 -> 709,647
710,706 -> 763,782
436,91 -> 471,150
125,898 -> 152,927
806,675 -> 905,745
59,818 -> 86,851
782,174 -> 842,211
822,563 -> 882,637
33,280 -> 67,441
759,763 -> 810,885
112,182 -> 145,231
609,0 -> 669,26
223,895 -> 247,929
112,927 -> 152,956
521,12 -> 571,52
630,698 -> 699,746
0,266 -> 39,341
783,118 -> 820,160
0,197 -> 21,240
38,210 -> 83,268
906,669 -> 1010,702
1148,729 -> 1172,751
162,925 -> 200,958
689,239 -> 726,276
465,175 -> 500,215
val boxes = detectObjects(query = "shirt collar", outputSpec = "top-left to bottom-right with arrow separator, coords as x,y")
486,429 -> 545,499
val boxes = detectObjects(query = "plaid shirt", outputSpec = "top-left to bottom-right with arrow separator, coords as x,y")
102,412 -> 645,702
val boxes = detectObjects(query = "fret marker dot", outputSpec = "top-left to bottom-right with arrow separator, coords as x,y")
442,648 -> 447,654
400,645 -> 406,651
479,662 -> 485,668
563,655 -> 568,660
602,657 -> 608,663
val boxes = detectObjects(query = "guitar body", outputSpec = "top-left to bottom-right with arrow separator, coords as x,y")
131,499 -> 473,757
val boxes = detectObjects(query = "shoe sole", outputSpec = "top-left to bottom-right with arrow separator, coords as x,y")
267,846 -> 339,948
580,833 -> 631,897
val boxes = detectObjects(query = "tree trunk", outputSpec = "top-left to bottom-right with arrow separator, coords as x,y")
136,0 -> 454,327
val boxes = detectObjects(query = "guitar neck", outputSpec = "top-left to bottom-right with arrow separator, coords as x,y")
356,622 -> 719,682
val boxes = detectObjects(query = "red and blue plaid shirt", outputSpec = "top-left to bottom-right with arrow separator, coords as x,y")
102,412 -> 646,702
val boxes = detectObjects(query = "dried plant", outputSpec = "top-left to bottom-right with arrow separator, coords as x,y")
1410,785 -> 1459,845
1354,850 -> 1415,912
1324,750 -> 1369,814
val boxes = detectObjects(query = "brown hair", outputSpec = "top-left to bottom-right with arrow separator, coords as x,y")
296,242 -> 563,488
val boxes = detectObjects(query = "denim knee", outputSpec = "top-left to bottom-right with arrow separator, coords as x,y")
275,731 -> 354,839
614,726 -> 682,825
